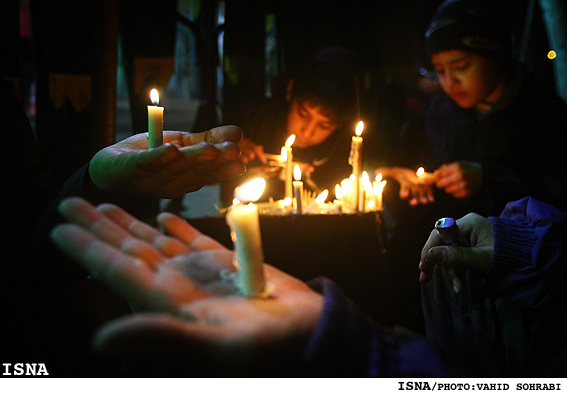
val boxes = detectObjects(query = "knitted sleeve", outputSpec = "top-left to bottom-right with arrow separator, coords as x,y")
488,197 -> 567,309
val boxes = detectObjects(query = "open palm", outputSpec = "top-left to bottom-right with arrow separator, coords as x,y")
51,197 -> 323,376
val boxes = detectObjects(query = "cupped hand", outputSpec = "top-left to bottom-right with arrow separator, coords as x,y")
89,126 -> 246,199
433,161 -> 483,199
376,167 -> 436,206
50,197 -> 323,376
419,212 -> 494,289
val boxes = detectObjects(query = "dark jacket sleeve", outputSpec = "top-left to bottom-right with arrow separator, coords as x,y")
488,197 -> 567,309
304,277 -> 449,377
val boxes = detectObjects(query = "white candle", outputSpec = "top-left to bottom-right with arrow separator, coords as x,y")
283,134 -> 295,199
349,121 -> 364,212
373,173 -> 387,211
147,88 -> 164,149
341,176 -> 355,210
227,177 -> 267,297
292,164 -> 303,214
361,171 -> 373,213
226,203 -> 266,297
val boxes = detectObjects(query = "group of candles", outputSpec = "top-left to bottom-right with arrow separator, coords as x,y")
146,89 -> 428,298
147,89 -> 388,215
335,172 -> 387,212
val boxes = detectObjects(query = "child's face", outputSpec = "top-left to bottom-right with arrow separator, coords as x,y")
286,100 -> 340,148
431,49 -> 506,109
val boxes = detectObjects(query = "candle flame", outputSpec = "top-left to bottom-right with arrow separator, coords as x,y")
293,164 -> 301,181
150,88 -> 160,106
416,167 -> 425,177
234,177 -> 266,203
355,121 -> 364,137
280,197 -> 292,206
285,134 -> 296,147
341,178 -> 353,195
375,172 -> 382,182
316,189 -> 329,204
373,180 -> 387,194
280,146 -> 287,161
335,184 -> 342,199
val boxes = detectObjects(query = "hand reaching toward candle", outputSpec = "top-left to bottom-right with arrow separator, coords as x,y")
238,137 -> 267,165
418,212 -> 494,286
88,126 -> 246,199
433,161 -> 483,199
50,197 -> 323,376
376,167 -> 436,206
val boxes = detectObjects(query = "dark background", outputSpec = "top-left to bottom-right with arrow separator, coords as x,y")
2,0 -> 559,190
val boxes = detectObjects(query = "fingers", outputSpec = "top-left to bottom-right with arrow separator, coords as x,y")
419,228 -> 493,284
177,142 -> 244,175
57,197 -> 166,267
50,223 -> 164,309
179,125 -> 243,146
400,183 -> 435,206
157,212 -> 227,251
238,138 -> 266,165
98,204 -> 191,258
205,125 -> 244,145
434,162 -> 482,198
135,142 -> 245,197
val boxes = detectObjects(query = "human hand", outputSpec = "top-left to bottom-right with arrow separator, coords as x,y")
238,137 -> 267,165
433,161 -> 483,199
376,167 -> 435,206
50,197 -> 323,376
89,126 -> 246,199
419,212 -> 494,291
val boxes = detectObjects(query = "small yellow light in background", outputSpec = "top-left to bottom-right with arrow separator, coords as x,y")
548,50 -> 557,60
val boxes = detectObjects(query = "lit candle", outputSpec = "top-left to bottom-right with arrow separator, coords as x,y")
373,173 -> 387,211
316,189 -> 329,204
334,184 -> 344,210
349,121 -> 364,212
147,88 -> 164,149
292,164 -> 303,214
226,177 -> 267,297
361,171 -> 373,212
304,189 -> 333,214
282,134 -> 295,199
342,176 -> 355,210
